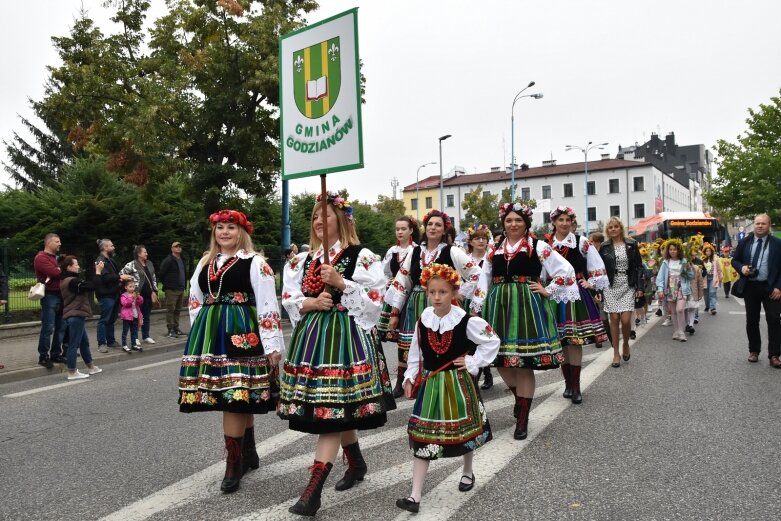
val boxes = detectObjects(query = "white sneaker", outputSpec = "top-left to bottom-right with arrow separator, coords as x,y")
662,318 -> 672,326
135,339 -> 141,347
143,337 -> 156,344
67,370 -> 90,380
122,345 -> 131,353
87,366 -> 102,375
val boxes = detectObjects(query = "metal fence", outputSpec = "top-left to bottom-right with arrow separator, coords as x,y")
1,244 -> 285,324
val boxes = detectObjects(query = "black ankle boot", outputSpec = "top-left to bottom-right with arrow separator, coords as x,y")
334,441 -> 368,491
570,365 -> 582,404
220,435 -> 243,493
289,461 -> 333,516
480,367 -> 494,390
241,426 -> 260,474
561,363 -> 572,399
514,397 -> 532,440
508,386 -> 519,417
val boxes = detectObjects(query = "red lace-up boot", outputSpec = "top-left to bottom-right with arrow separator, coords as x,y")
289,461 -> 333,516
561,363 -> 573,399
220,435 -> 244,493
514,397 -> 532,440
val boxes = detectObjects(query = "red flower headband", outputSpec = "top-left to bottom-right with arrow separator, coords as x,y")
498,202 -> 533,221
420,263 -> 461,289
209,209 -> 253,235
550,205 -> 576,222
422,209 -> 452,229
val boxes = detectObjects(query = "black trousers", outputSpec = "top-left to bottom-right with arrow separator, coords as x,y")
743,280 -> 781,357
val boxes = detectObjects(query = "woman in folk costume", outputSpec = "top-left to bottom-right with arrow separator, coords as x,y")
395,264 -> 499,513
384,210 -> 486,364
377,215 -> 420,398
465,223 -> 496,390
482,203 -> 578,440
178,210 -> 284,494
545,206 -> 609,404
279,193 -> 396,516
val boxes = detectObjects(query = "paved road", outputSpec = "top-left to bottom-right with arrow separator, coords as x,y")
1,295 -> 779,520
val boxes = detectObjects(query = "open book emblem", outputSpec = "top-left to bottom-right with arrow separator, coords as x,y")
293,37 -> 341,119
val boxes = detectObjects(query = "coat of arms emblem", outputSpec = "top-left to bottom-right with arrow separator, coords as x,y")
293,37 -> 341,119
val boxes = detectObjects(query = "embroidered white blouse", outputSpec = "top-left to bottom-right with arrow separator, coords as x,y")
381,243 -> 416,280
403,306 -> 500,383
384,243 -> 486,312
483,237 -> 580,303
549,232 -> 609,291
281,241 -> 386,332
188,250 -> 284,355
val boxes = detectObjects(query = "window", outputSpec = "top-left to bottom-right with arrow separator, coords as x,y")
542,185 -> 551,199
543,212 -> 551,223
563,183 -> 573,197
609,178 -> 620,193
634,203 -> 645,219
610,205 -> 620,217
587,181 -> 596,195
587,207 -> 597,222
521,187 -> 530,200
411,198 -> 418,211
633,176 -> 645,191
425,196 -> 432,209
482,190 -> 491,198
446,194 -> 454,207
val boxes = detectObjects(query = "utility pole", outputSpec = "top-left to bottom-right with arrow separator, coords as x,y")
391,177 -> 399,199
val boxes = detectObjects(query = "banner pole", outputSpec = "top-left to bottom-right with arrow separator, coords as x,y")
320,174 -> 330,266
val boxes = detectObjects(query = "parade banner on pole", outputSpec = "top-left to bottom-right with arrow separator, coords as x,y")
279,8 -> 363,180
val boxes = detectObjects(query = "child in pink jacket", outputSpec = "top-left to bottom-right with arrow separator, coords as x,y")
120,280 -> 144,352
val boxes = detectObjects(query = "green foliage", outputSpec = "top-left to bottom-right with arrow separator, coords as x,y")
460,185 -> 498,231
499,186 -> 537,210
707,89 -> 781,222
289,192 -> 317,247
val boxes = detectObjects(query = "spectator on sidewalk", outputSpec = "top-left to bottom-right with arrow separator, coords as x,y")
1,262 -> 7,369
121,245 -> 158,345
95,239 -> 130,353
158,241 -> 187,338
34,233 -> 66,368
59,255 -> 103,380
731,213 -> 781,367
119,279 -> 143,352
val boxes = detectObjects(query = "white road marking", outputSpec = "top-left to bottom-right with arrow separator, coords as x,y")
3,379 -> 89,398
729,311 -> 763,315
732,295 -> 745,306
126,358 -> 181,371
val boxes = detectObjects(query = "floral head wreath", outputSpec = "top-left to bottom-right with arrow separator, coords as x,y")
498,202 -> 533,222
316,191 -> 354,223
422,209 -> 452,228
209,209 -> 253,235
466,223 -> 491,240
662,238 -> 685,257
420,263 -> 461,290
701,242 -> 716,254
549,205 -> 576,222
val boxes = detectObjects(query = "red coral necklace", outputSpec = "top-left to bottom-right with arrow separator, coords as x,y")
503,237 -> 529,263
303,248 -> 346,296
427,328 -> 453,355
207,254 -> 239,300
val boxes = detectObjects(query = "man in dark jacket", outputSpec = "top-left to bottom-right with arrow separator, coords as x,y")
33,233 -> 66,367
158,241 -> 188,337
94,239 -> 131,353
731,214 -> 781,367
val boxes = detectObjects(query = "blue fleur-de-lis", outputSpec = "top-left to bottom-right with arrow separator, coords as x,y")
328,43 -> 339,61
294,54 -> 303,72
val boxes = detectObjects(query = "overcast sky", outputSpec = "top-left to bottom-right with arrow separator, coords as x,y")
2,0 -> 780,203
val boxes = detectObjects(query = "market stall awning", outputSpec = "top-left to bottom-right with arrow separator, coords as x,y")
629,214 -> 663,235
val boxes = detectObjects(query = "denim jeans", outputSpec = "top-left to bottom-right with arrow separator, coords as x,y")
705,276 -> 717,311
97,296 -> 119,345
38,293 -> 64,359
140,294 -> 153,338
65,316 -> 93,371
122,319 -> 139,347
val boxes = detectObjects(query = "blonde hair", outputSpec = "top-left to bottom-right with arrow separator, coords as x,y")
604,216 -> 628,242
309,203 -> 360,252
200,226 -> 255,267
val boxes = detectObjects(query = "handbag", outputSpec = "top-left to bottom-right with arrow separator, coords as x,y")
28,277 -> 50,301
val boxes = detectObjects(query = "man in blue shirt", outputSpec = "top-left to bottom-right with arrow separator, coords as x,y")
732,214 -> 781,367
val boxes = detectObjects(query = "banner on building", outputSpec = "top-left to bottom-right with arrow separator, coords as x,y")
279,8 -> 363,180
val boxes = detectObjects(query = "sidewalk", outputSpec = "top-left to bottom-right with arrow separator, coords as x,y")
0,309 -> 188,384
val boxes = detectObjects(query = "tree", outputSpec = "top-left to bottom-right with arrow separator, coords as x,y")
707,89 -> 781,222
460,186 -> 498,230
499,187 -> 537,210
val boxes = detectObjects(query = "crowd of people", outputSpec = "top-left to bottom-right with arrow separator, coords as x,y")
32,234 -> 189,376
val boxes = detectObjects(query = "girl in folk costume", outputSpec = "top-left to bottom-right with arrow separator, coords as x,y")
178,210 -> 284,494
396,264 -> 499,513
384,210 -> 486,368
656,239 -> 694,342
546,206 -> 609,404
377,216 -> 420,398
482,203 -> 578,440
279,193 -> 396,516
701,243 -> 723,315
465,223 -> 496,390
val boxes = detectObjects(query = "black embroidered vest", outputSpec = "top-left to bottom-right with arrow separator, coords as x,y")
491,237 -> 542,281
410,244 -> 455,286
301,245 -> 362,305
417,313 -> 476,371
550,234 -> 586,278
198,256 -> 256,305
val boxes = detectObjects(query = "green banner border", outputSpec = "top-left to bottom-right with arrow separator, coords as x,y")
279,8 -> 364,181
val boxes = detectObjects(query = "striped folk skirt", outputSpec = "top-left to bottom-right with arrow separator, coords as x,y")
397,287 -> 428,366
555,284 -> 608,346
408,368 -> 491,460
482,282 -> 563,370
277,308 -> 396,434
178,303 -> 277,414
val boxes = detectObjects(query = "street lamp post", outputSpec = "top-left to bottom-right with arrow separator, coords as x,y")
565,141 -> 609,234
510,82 -> 543,201
438,134 -> 452,211
415,161 -> 437,221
